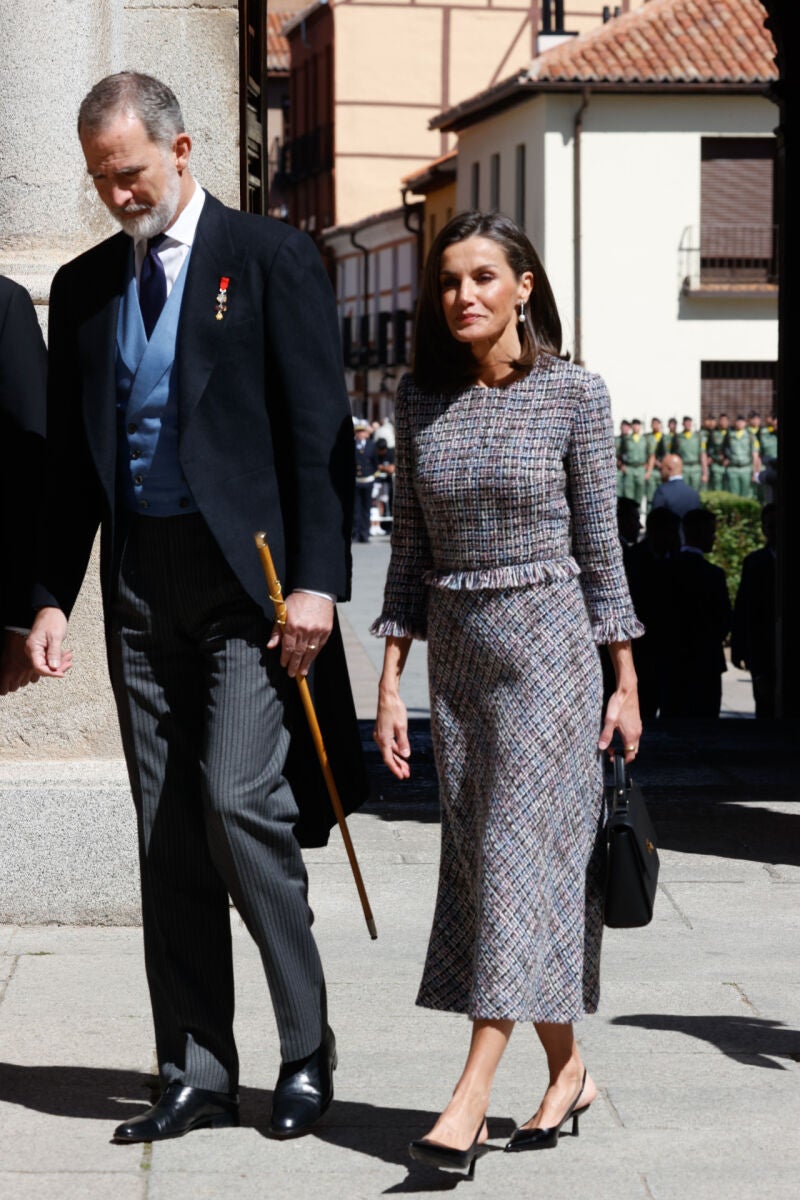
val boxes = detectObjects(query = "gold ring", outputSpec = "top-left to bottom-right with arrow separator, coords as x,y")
626,744 -> 637,751
308,643 -> 317,650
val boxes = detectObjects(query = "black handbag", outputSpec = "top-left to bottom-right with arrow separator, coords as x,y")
603,754 -> 659,928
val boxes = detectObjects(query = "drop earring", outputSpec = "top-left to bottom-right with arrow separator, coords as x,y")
518,299 -> 526,324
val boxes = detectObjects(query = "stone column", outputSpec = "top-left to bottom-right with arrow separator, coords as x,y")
0,0 -> 240,760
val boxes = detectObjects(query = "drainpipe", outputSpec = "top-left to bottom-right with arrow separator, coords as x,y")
350,229 -> 370,414
401,185 -> 425,298
573,87 -> 590,366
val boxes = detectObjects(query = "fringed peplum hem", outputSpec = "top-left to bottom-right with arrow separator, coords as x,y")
422,556 -> 581,592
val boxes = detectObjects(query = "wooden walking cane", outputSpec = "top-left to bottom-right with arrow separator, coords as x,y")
254,532 -> 378,940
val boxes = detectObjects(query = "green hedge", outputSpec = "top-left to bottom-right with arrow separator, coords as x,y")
702,491 -> 763,603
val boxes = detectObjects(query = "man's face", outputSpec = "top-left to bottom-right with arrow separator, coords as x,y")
683,418 -> 693,431
81,112 -> 185,239
651,419 -> 661,433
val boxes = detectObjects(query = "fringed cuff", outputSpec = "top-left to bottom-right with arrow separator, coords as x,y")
369,615 -> 428,641
423,556 -> 580,591
590,613 -> 646,645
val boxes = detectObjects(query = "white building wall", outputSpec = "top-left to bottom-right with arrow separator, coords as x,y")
325,213 -> 420,418
455,91 -> 778,425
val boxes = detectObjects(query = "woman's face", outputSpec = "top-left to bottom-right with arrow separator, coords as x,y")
438,236 -> 532,353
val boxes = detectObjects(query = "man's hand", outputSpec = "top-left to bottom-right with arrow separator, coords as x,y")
267,592 -> 334,678
26,607 -> 72,678
0,631 -> 40,695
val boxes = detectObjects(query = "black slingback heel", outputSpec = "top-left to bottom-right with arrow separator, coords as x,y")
504,1068 -> 590,1152
409,1117 -> 488,1177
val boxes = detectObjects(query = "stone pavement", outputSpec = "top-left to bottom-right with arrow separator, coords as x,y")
1,541 -> 798,1199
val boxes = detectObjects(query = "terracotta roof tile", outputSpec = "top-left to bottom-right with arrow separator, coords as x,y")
267,11 -> 291,73
528,0 -> 777,85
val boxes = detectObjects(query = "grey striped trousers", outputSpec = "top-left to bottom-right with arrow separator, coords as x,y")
110,514 -> 326,1093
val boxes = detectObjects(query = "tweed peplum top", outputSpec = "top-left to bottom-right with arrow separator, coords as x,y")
371,353 -> 645,645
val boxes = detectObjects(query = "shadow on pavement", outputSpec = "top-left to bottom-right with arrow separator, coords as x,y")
609,1014 -> 800,1069
0,1061 -> 515,1190
648,799 -> 800,867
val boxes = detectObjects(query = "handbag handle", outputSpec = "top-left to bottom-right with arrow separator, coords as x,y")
609,735 -> 630,811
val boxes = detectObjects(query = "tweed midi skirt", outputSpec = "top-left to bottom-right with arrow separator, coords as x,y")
417,575 -> 606,1023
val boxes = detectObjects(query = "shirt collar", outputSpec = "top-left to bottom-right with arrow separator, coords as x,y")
133,181 -> 205,252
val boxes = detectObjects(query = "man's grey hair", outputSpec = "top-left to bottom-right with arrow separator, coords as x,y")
78,72 -> 184,147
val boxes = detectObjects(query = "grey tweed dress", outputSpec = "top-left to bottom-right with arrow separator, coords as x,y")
371,354 -> 644,1023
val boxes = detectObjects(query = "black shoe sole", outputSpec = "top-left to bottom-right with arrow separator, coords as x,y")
112,1112 -> 239,1144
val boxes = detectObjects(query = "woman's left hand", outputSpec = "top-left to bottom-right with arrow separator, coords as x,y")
598,686 -> 642,765
598,640 -> 642,765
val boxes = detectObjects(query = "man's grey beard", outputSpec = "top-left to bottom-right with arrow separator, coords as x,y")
112,168 -> 181,240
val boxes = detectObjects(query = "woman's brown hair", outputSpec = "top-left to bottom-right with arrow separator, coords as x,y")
412,210 -> 563,393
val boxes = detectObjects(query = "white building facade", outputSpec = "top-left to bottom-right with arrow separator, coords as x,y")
434,0 -> 778,426
322,207 -> 422,420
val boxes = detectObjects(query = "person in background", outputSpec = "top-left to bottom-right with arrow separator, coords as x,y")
0,276 -> 68,694
619,417 -> 647,507
659,508 -> 731,718
624,507 -> 681,719
644,417 -> 667,508
705,412 -> 729,492
756,414 -> 778,503
354,421 -> 378,542
671,415 -> 703,490
615,418 -> 632,498
722,415 -> 760,498
732,503 -> 777,718
650,453 -> 702,522
373,436 -> 395,534
700,415 -> 717,493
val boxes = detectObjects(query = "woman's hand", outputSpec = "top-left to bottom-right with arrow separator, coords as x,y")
374,688 -> 412,779
598,640 -> 642,765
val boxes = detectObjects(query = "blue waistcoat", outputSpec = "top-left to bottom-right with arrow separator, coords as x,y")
116,245 -> 199,516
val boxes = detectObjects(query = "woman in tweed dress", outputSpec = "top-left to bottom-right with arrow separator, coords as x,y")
372,212 -> 643,1172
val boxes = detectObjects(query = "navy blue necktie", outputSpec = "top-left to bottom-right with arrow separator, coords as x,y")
139,234 -> 167,339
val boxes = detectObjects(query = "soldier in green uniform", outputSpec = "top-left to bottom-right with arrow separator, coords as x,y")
700,416 -> 719,493
757,413 -> 778,502
615,418 -> 632,498
704,412 -> 729,492
723,414 -> 760,497
619,417 -> 648,505
671,415 -> 703,490
759,413 -> 778,463
645,417 -> 667,507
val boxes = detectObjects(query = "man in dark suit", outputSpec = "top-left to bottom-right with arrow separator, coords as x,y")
659,508 -> 732,718
650,453 -> 703,522
0,276 -> 57,694
27,73 -> 360,1143
732,503 -> 777,717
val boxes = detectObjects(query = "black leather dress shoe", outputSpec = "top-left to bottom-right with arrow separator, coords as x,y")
268,1026 -> 337,1139
113,1082 -> 239,1143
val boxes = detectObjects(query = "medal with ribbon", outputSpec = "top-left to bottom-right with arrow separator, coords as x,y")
215,276 -> 230,321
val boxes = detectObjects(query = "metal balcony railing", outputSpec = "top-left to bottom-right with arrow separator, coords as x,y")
680,224 -> 778,293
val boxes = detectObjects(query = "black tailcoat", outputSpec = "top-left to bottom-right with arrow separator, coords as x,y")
33,196 -> 366,844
